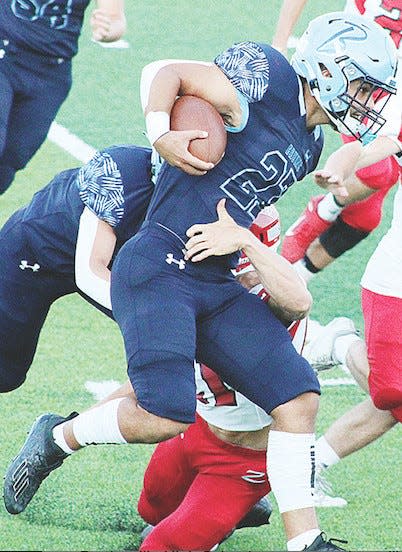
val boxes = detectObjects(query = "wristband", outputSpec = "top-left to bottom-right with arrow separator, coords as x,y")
145,111 -> 170,145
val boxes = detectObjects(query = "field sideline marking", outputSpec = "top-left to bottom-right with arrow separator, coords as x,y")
48,121 -> 97,163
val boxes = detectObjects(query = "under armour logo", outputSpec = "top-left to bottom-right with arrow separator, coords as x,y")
19,260 -> 40,272
11,459 -> 30,503
165,253 -> 186,270
241,469 -> 267,484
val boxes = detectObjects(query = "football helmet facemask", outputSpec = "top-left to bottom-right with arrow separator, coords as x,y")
291,11 -> 398,141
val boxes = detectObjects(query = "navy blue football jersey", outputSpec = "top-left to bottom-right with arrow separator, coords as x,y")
19,145 -> 153,272
146,42 -> 324,244
0,0 -> 90,58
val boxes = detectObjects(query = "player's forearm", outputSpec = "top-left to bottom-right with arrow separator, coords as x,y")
242,233 -> 312,319
271,0 -> 308,53
355,136 -> 402,169
322,141 -> 363,182
75,208 -> 115,311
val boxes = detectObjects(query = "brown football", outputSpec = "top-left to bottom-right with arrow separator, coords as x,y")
170,95 -> 227,165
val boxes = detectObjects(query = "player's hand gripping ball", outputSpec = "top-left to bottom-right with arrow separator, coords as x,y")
170,95 -> 227,165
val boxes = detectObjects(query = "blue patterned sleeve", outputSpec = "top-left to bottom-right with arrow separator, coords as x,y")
214,41 -> 270,103
77,151 -> 125,227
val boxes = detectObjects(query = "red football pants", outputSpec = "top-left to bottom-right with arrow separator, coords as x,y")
362,287 -> 402,422
138,414 -> 270,551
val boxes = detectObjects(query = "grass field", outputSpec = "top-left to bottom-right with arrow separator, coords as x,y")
0,1 -> 401,550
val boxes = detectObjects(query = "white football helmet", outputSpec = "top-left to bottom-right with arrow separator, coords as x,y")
291,11 -> 398,140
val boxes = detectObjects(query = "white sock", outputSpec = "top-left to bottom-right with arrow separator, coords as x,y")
267,430 -> 315,513
53,424 -> 75,454
287,529 -> 322,551
333,334 -> 360,365
315,435 -> 340,469
293,259 -> 315,284
317,193 -> 343,222
72,398 -> 127,446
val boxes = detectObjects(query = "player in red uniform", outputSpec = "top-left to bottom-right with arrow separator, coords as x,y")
315,135 -> 402,423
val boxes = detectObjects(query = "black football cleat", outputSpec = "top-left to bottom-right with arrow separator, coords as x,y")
211,496 -> 273,550
236,495 -> 272,529
305,533 -> 348,551
3,412 -> 78,514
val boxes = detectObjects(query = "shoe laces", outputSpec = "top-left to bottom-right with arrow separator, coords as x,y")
328,536 -> 348,550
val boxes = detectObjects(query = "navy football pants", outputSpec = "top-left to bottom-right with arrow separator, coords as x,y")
0,45 -> 72,193
111,224 -> 320,422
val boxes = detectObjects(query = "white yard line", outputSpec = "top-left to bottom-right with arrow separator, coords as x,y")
48,121 -> 97,163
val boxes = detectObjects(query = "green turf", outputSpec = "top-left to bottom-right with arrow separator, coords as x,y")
0,1 -> 401,550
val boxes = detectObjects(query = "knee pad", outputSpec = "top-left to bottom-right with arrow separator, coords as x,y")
319,217 -> 369,259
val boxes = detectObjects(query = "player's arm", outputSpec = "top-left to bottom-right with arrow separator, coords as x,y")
91,0 -> 126,42
75,207 -> 117,311
271,0 -> 308,55
314,136 -> 402,191
185,199 -> 311,321
140,60 -> 240,175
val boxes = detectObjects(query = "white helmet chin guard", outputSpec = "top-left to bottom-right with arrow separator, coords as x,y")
291,11 -> 398,141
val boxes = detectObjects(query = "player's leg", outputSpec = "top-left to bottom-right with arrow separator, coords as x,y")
0,59 -> 72,194
138,431 -> 195,525
362,287 -> 402,421
302,319 -> 397,506
303,320 -> 398,451
0,70 -> 13,160
3,233 -> 197,514
197,291 -> 332,549
320,397 -> 397,463
0,213 -> 76,392
141,415 -> 270,551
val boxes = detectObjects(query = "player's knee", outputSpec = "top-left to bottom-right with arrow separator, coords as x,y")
137,490 -> 163,526
319,217 -> 369,258
271,392 -> 319,431
371,386 -> 402,412
346,339 -> 369,392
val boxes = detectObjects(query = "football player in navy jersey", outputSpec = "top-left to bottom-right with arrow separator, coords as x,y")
0,1 -> 126,195
4,13 -> 398,551
0,144 -> 154,393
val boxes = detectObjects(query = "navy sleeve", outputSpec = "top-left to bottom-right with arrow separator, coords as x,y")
77,150 -> 125,227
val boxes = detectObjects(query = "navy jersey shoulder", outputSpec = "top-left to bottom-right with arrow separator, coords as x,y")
146,41 -> 324,242
0,0 -> 90,58
21,145 -> 154,271
77,145 -> 154,244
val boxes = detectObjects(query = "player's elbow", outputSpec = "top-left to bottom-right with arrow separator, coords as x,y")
286,291 -> 312,321
269,290 -> 311,322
